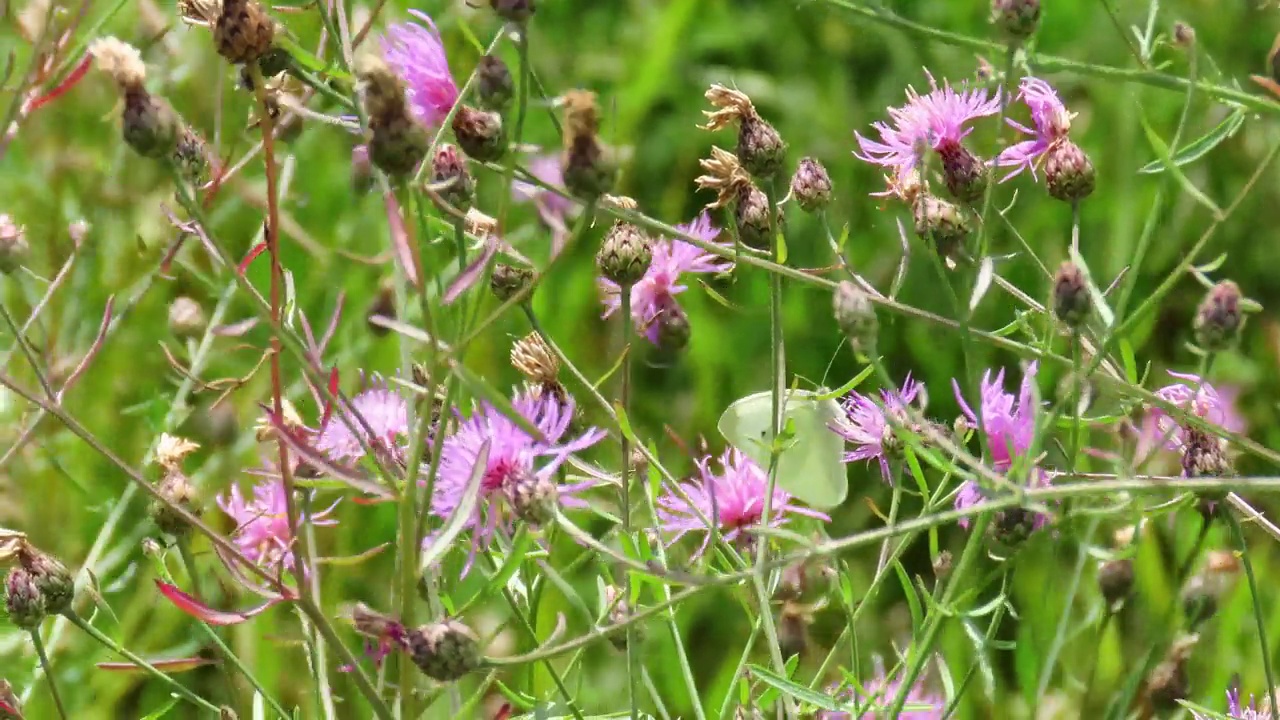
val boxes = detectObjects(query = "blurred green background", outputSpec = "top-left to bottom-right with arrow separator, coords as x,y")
3,0 -> 1280,717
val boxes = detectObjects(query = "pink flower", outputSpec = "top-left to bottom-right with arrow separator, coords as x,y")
655,449 -> 828,555
381,11 -> 459,128
218,478 -> 337,571
952,363 -> 1046,529
854,70 -> 1000,179
315,385 -> 410,463
830,375 -> 923,483
1193,686 -> 1271,720
819,660 -> 944,719
599,212 -> 731,344
512,153 -> 575,228
996,77 -> 1074,180
1137,371 -> 1241,459
431,388 -> 605,553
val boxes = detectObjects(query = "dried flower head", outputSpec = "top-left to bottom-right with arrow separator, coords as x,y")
255,397 -> 304,442
152,468 -> 201,537
510,333 -> 560,386
560,90 -> 614,199
91,38 -> 183,158
178,0 -> 221,27
701,84 -> 787,178
452,105 -> 506,163
156,433 -> 201,471
89,37 -> 146,90
696,145 -> 754,209
491,263 -> 534,302
168,296 -> 207,338
913,194 -> 971,257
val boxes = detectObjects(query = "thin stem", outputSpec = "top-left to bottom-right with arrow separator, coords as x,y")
1034,517 -> 1100,699
65,611 -> 222,715
31,631 -> 69,719
618,283 -> 642,720
1228,512 -> 1280,714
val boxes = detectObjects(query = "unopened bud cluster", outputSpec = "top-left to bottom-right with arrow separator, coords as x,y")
490,263 -> 534,302
1194,280 -> 1242,351
990,0 -> 1040,41
4,543 -> 75,627
790,157 -> 832,212
407,619 -> 483,681
1051,261 -> 1091,328
214,0 -> 276,65
358,55 -> 429,177
429,144 -> 476,213
452,105 -> 506,164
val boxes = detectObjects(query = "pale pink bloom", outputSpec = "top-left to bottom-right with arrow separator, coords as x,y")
218,478 -> 337,570
1136,371 -> 1242,460
512,154 -> 575,228
655,448 -> 828,556
315,385 -> 410,463
819,660 -> 945,719
830,375 -> 923,483
599,212 -> 731,344
855,70 -> 1000,179
1192,686 -> 1271,720
996,77 -> 1075,180
381,11 -> 459,128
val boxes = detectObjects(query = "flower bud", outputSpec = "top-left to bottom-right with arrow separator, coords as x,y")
122,89 -> 183,159
1173,21 -> 1196,48
1052,261 -> 1091,328
151,469 -> 202,537
476,54 -> 514,112
1182,427 -> 1232,479
912,194 -> 971,257
214,0 -> 276,65
655,300 -> 691,354
1181,574 -> 1218,627
507,468 -> 558,526
560,90 -> 614,199
734,184 -> 772,250
168,296 -> 207,339
490,263 -> 533,302
0,679 -> 20,720
990,0 -> 1040,41
17,548 -> 73,616
1044,139 -> 1096,202
0,215 -> 28,275
933,551 -> 953,582
989,507 -> 1039,547
428,144 -> 474,213
358,55 -> 429,177
1144,635 -> 1197,713
597,222 -> 653,286
833,281 -> 877,353
452,105 -> 506,163
938,141 -> 987,203
5,568 -> 45,629
351,145 -> 375,194
220,707 -> 238,720
1194,280 -> 1242,351
1098,558 -> 1134,609
790,157 -> 832,213
738,115 -> 787,180
490,0 -> 535,23
174,127 -> 210,184
510,333 -> 560,386
407,619 -> 482,681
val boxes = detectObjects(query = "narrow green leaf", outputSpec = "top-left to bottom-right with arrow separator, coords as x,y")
1138,109 -> 1245,174
813,365 -> 875,400
747,664 -> 848,712
1138,110 -> 1223,217
420,440 -> 490,571
141,699 -> 180,720
485,525 -> 533,595
893,561 -> 924,634
591,345 -> 630,391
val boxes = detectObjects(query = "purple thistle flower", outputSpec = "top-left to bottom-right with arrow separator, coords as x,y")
854,70 -> 1000,180
512,153 -> 576,229
1192,686 -> 1272,719
431,388 -> 605,555
996,77 -> 1075,180
830,375 -> 922,483
599,212 -> 731,344
952,363 -> 1047,529
381,11 -> 459,128
218,478 -> 337,571
1137,371 -> 1239,458
655,448 -> 828,556
315,385 -> 411,463
819,660 -> 945,719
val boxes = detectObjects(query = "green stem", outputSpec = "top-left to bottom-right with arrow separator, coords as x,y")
1228,512 -> 1279,714
618,283 -> 642,720
31,630 -> 69,719
64,611 -> 223,715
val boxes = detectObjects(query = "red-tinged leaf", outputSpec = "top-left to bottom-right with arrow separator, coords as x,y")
321,366 -> 339,427
443,239 -> 497,305
351,494 -> 398,506
493,703 -> 513,720
155,580 -> 286,625
98,656 -> 217,673
384,190 -> 422,289
213,317 -> 259,337
25,53 -> 92,113
0,699 -> 16,716
238,242 -> 268,275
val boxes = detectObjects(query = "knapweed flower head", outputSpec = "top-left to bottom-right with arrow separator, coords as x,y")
599,212 -> 731,344
655,448 -> 828,556
431,387 -> 605,556
1138,371 -> 1241,457
830,375 -> 923,483
819,660 -> 945,719
218,477 -> 337,571
381,11 -> 459,128
315,382 -> 411,463
1192,686 -> 1275,720
996,77 -> 1075,180
854,70 -> 1000,181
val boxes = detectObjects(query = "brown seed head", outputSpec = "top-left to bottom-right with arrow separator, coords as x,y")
699,84 -> 758,132
90,37 -> 147,90
561,90 -> 600,144
510,333 -> 560,385
695,146 -> 753,210
214,0 -> 276,65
